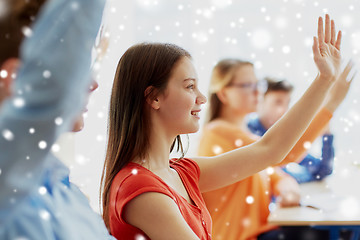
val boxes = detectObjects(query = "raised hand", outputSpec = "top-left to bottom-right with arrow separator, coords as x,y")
312,14 -> 342,79
324,60 -> 356,112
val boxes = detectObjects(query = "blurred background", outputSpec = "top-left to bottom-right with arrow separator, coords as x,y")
55,0 -> 360,212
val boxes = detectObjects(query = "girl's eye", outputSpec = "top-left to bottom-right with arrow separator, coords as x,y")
187,84 -> 195,89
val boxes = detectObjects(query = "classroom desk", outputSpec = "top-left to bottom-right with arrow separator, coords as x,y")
268,180 -> 360,240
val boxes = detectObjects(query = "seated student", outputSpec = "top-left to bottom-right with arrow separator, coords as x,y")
197,19 -> 354,240
101,15 -> 347,240
0,0 -> 114,239
247,77 -> 337,183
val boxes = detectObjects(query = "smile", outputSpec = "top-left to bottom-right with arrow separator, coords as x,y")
191,111 -> 200,118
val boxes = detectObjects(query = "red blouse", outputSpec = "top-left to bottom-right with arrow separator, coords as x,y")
109,158 -> 212,240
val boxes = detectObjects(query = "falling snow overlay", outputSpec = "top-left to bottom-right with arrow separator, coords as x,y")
44,0 -> 360,214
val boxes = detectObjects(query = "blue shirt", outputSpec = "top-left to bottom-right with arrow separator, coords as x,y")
0,0 -> 114,239
247,114 -> 334,183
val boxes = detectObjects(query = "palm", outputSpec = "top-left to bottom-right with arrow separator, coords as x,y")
313,14 -> 342,80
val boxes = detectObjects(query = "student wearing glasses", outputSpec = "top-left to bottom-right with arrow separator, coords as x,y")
197,17 -> 354,240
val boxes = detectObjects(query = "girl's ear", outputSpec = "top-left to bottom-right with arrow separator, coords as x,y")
216,88 -> 228,105
144,86 -> 160,110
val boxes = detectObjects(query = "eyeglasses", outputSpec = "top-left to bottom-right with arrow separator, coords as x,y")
227,80 -> 268,93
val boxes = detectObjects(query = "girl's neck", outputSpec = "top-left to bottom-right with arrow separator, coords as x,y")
134,125 -> 176,172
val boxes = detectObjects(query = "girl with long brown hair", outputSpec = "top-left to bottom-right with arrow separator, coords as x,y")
101,15 -> 344,240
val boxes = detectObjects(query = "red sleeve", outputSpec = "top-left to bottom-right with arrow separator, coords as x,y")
112,172 -> 175,224
171,158 -> 201,182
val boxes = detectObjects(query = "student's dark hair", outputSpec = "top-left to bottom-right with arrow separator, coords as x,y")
101,42 -> 191,230
0,0 -> 47,67
207,58 -> 253,122
264,77 -> 293,95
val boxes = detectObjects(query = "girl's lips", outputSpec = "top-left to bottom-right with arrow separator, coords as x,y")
191,110 -> 201,118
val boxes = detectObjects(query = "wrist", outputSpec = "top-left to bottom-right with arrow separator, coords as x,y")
311,74 -> 334,95
323,101 -> 338,113
318,73 -> 336,83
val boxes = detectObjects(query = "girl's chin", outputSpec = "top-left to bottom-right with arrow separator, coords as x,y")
179,125 -> 199,135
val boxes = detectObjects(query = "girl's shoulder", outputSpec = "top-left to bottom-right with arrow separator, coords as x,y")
170,158 -> 200,181
112,163 -> 165,193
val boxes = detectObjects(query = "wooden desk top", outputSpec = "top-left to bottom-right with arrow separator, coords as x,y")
268,179 -> 360,226
268,206 -> 360,226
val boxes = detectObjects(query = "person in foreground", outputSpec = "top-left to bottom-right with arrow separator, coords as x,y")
101,15 -> 343,240
0,0 -> 114,239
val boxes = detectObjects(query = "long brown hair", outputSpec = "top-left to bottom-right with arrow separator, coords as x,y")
207,59 -> 253,122
101,42 -> 191,230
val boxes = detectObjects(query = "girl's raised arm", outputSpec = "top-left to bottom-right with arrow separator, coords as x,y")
195,14 -> 343,193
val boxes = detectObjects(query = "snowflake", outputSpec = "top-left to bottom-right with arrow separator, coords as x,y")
76,155 -> 89,165
2,129 -> 14,141
0,70 -> 8,78
71,1 -> 79,11
51,144 -> 60,153
13,97 -> 25,108
38,141 -> 47,149
38,186 -> 47,195
212,145 -> 223,155
43,70 -> 51,79
266,167 -> 275,175
97,112 -> 104,118
246,195 -> 254,204
55,117 -> 63,125
303,141 -> 311,149
96,135 -> 104,142
39,209 -> 51,221
282,45 -> 291,54
234,139 -> 243,147
21,26 -> 33,38
135,234 -> 146,240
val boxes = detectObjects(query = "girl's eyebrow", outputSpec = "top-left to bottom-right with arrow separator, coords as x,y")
183,78 -> 196,82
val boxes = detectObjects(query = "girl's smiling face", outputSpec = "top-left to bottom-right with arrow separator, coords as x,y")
155,57 -> 207,135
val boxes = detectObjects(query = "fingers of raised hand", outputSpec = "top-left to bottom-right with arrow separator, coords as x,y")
349,71 -> 357,84
318,14 -> 341,51
343,61 -> 354,77
318,16 -> 324,43
324,14 -> 331,43
341,61 -> 357,84
330,20 -> 336,45
335,31 -> 342,50
312,36 -> 321,58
